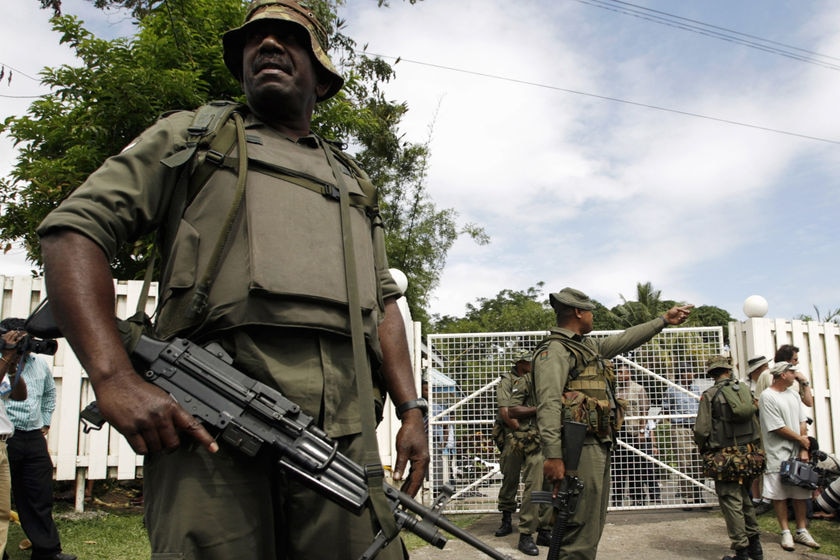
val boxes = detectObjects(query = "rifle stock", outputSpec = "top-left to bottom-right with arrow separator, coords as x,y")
28,303 -> 510,560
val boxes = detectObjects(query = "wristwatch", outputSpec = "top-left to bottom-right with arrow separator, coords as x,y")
396,398 -> 428,420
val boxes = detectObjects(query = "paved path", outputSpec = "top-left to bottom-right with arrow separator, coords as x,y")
409,510 -> 838,560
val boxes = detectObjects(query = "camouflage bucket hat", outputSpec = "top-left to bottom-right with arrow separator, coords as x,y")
511,349 -> 532,365
705,355 -> 733,376
222,0 -> 344,101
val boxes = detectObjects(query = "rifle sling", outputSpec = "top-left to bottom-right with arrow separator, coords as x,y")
321,139 -> 399,542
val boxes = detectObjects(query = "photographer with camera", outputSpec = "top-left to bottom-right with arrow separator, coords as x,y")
758,361 -> 819,551
0,318 -> 75,560
0,324 -> 28,558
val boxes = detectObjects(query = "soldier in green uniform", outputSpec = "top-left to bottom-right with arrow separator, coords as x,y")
534,287 -> 692,560
36,2 -> 428,559
693,356 -> 764,560
493,350 -> 552,555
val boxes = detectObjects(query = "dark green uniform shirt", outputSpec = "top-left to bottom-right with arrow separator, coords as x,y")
534,318 -> 666,459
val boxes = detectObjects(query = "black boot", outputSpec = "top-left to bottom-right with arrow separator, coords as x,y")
518,533 -> 539,556
747,534 -> 764,560
721,547 -> 750,560
536,528 -> 552,546
494,511 -> 512,537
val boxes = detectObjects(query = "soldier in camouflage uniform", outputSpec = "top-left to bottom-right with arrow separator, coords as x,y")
694,356 -> 764,560
534,288 -> 692,560
493,350 -> 552,556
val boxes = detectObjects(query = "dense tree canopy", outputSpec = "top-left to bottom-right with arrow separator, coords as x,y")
4,0 -> 476,329
431,281 -> 735,336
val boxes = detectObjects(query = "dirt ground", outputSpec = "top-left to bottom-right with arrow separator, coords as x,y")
409,509 -> 839,560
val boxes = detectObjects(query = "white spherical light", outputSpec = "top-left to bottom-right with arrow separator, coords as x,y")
389,268 -> 409,295
743,295 -> 768,318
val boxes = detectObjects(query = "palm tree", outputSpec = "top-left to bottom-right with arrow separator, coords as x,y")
612,282 -> 664,328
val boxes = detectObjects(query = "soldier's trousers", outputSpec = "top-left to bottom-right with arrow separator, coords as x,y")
558,441 -> 612,560
143,434 -> 406,560
497,444 -> 551,534
715,479 -> 760,550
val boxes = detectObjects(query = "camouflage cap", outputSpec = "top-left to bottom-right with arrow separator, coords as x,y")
511,349 -> 532,365
222,0 -> 344,101
549,287 -> 596,312
705,355 -> 733,375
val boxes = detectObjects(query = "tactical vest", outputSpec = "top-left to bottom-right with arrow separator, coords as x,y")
537,334 -> 624,441
153,102 -> 387,359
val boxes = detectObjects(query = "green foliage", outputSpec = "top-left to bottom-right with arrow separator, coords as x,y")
432,280 -> 734,347
431,283 -> 554,333
6,0 -> 480,320
2,1 -> 243,279
797,305 -> 840,323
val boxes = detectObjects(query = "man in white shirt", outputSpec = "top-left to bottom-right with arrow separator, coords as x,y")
758,361 -> 819,551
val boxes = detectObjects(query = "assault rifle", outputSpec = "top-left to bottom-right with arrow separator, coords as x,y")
532,421 -> 587,560
26,304 -> 511,560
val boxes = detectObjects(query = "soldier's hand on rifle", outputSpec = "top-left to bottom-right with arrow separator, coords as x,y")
391,410 -> 429,496
544,458 -> 566,496
94,371 -> 219,456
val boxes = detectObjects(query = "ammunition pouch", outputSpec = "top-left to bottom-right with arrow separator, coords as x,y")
562,390 -> 624,439
510,423 -> 542,455
701,441 -> 766,483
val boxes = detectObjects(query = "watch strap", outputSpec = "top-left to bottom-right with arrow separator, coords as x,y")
396,398 -> 428,419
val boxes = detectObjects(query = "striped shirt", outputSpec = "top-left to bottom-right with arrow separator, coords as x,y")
5,354 -> 56,431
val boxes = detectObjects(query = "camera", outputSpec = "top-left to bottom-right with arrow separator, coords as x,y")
780,458 -> 820,490
0,327 -> 58,356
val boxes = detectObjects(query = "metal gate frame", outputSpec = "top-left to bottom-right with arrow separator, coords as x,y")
425,327 -> 725,514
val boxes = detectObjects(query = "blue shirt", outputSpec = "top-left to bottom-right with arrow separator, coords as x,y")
5,354 -> 56,430
661,381 -> 701,427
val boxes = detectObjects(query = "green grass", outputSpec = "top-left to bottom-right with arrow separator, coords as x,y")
5,507 -> 150,560
755,511 -> 840,558
3,506 -> 479,558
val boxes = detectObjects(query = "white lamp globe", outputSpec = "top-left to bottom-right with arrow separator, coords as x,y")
743,295 -> 768,318
389,268 -> 409,295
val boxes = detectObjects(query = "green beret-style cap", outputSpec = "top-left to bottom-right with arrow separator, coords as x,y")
549,287 -> 596,311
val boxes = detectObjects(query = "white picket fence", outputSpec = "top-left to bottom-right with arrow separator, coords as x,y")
0,275 -> 418,511
729,317 -> 840,456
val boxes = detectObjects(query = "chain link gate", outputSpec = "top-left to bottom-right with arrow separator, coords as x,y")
425,326 -> 725,514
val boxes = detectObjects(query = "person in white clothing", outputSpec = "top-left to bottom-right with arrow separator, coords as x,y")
757,361 -> 819,551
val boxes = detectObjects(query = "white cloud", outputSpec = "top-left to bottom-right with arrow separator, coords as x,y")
345,0 -> 840,320
1,0 -> 837,321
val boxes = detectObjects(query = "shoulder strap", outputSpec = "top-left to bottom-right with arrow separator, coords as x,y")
320,138 -> 398,544
538,333 -> 597,380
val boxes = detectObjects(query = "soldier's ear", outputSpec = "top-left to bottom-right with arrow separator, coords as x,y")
315,80 -> 330,99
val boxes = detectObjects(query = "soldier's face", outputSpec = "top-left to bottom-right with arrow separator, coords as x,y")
579,309 -> 594,334
240,20 -> 328,116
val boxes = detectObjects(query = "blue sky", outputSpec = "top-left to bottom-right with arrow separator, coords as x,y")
2,0 -> 839,322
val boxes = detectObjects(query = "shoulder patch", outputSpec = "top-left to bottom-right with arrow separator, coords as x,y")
537,350 -> 550,361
